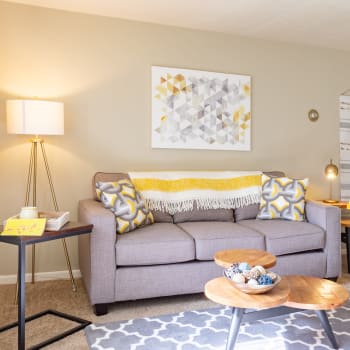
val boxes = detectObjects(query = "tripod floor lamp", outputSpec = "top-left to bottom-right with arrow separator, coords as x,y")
6,99 -> 77,303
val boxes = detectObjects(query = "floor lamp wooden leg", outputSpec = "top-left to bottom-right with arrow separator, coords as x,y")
61,238 -> 77,292
13,141 -> 35,304
14,275 -> 19,305
14,139 -> 78,304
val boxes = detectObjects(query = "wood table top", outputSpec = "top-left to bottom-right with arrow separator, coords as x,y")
341,218 -> 350,227
205,277 -> 290,309
214,249 -> 277,269
205,275 -> 348,311
323,201 -> 347,209
284,275 -> 349,310
0,222 -> 93,246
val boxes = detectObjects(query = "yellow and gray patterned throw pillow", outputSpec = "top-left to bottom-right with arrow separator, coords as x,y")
257,174 -> 309,221
96,179 -> 154,234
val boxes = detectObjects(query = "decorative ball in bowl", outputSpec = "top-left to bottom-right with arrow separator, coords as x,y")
224,262 -> 281,294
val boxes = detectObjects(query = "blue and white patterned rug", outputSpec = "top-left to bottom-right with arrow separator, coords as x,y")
85,300 -> 350,350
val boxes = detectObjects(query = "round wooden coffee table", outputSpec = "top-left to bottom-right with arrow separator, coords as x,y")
284,275 -> 349,310
205,276 -> 290,309
205,274 -> 349,350
284,275 -> 349,349
214,248 -> 276,269
205,276 -> 290,350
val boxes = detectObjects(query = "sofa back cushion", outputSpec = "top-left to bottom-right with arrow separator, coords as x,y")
173,202 -> 234,223
234,204 -> 260,222
93,171 -> 285,224
151,211 -> 173,223
234,171 -> 285,222
93,172 -> 173,223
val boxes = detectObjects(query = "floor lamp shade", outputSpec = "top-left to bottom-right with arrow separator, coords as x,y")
6,100 -> 64,135
5,99 -> 75,294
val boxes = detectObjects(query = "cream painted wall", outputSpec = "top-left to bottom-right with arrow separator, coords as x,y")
0,1 -> 349,276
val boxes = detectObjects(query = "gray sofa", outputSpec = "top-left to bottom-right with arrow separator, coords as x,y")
78,172 -> 341,315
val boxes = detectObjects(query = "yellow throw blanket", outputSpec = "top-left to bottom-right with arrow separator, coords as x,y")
128,171 -> 262,215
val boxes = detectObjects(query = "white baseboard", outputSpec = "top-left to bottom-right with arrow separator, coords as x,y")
0,269 -> 81,285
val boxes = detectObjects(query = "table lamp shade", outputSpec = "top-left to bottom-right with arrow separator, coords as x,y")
325,159 -> 338,179
6,100 -> 64,135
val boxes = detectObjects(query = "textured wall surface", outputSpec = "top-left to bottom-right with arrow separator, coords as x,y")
0,1 -> 350,275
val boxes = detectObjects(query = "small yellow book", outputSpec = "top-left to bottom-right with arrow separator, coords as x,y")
1,218 -> 47,236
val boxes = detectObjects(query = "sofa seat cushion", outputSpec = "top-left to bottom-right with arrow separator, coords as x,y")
177,222 -> 265,261
115,223 -> 195,266
238,219 -> 325,256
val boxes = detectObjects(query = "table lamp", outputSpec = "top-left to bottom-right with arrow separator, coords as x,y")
324,159 -> 339,203
6,99 -> 76,302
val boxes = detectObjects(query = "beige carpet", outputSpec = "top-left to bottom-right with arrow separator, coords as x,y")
0,253 -> 349,350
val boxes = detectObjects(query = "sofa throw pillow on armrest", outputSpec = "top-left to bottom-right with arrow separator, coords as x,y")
95,180 -> 127,201
257,174 -> 309,221
96,180 -> 154,234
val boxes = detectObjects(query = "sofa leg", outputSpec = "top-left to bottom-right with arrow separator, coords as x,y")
94,303 -> 109,316
326,277 -> 338,282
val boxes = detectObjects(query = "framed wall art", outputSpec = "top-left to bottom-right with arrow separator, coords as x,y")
151,66 -> 251,151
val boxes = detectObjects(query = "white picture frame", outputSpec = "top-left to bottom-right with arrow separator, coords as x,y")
152,66 -> 251,151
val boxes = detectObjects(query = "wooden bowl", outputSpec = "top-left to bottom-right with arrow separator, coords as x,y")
224,271 -> 281,295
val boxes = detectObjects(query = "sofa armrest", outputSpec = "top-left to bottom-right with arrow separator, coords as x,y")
78,198 -> 116,304
305,200 -> 341,278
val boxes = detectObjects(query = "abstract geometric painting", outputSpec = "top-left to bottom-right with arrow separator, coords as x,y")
152,66 -> 251,151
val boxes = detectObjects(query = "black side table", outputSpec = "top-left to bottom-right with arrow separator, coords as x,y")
0,222 -> 93,350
